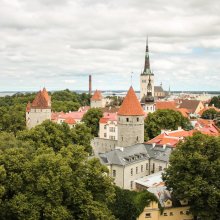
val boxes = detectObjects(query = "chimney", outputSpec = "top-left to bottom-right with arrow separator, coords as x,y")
89,75 -> 92,95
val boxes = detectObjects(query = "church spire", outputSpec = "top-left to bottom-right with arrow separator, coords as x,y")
143,37 -> 152,75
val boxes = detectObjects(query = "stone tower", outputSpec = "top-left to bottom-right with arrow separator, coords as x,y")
117,86 -> 145,147
90,90 -> 105,108
140,38 -> 154,101
26,88 -> 51,129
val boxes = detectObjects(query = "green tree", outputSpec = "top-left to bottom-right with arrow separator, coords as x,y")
145,109 -> 192,139
209,96 -> 220,108
201,108 -> 218,120
82,108 -> 103,137
110,187 -> 158,220
0,133 -> 116,220
162,133 -> 220,220
71,123 -> 93,154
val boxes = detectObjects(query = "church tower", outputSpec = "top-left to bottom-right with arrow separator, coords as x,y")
117,86 -> 145,147
140,39 -> 154,101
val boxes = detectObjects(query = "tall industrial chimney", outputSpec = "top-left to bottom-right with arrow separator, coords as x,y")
89,75 -> 92,95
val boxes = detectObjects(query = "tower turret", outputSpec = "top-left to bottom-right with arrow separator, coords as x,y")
117,87 -> 145,147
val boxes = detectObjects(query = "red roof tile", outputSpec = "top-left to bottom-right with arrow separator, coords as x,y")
64,117 -> 76,125
31,88 -> 51,109
26,101 -> 31,112
155,101 -> 177,110
91,90 -> 103,101
118,87 -> 144,116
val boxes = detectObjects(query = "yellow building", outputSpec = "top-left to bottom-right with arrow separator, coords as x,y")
138,200 -> 193,220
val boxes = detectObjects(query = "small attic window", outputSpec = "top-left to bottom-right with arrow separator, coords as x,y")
137,117 -> 139,122
126,118 -> 129,122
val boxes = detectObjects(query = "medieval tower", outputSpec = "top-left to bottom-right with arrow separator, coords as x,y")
117,86 -> 145,147
26,88 -> 51,129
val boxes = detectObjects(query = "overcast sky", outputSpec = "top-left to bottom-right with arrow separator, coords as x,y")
0,0 -> 220,92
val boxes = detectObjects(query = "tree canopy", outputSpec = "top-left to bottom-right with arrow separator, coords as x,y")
0,90 -> 90,134
17,120 -> 92,153
0,140 -> 116,220
82,108 -> 103,137
144,109 -> 192,140
110,187 -> 158,220
209,96 -> 220,108
162,133 -> 220,220
201,108 -> 220,120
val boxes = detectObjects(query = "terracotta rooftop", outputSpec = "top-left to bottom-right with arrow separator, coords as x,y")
155,101 -> 176,110
198,106 -> 220,116
179,100 -> 203,113
64,117 -> 76,125
99,112 -> 117,124
27,88 -> 51,110
118,86 -> 144,116
91,90 -> 103,101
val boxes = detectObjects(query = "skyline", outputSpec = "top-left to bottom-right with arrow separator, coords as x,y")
0,0 -> 220,91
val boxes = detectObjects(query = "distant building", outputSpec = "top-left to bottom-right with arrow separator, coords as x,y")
26,88 -> 51,129
154,85 -> 166,99
90,90 -> 105,108
179,100 -> 204,115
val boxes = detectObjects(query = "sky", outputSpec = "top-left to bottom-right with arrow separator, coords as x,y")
0,0 -> 220,92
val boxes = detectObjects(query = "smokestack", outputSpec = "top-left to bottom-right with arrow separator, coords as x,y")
89,75 -> 92,95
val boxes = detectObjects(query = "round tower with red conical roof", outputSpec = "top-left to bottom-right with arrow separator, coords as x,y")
117,86 -> 145,147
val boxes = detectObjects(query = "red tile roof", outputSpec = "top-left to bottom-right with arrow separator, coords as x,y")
31,88 -> 51,109
26,101 -> 31,112
91,90 -> 103,101
155,101 -> 177,110
64,117 -> 76,125
118,86 -> 144,116
99,113 -> 117,124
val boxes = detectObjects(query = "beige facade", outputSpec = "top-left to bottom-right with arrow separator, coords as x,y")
143,103 -> 155,113
109,159 -> 150,190
26,108 -> 51,129
117,115 -> 144,147
138,201 -> 193,220
90,99 -> 105,108
99,120 -> 118,140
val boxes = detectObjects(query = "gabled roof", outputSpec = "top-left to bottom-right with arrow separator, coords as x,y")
64,117 -> 76,125
99,113 -> 117,124
118,86 -> 144,116
91,90 -> 103,101
179,100 -> 202,113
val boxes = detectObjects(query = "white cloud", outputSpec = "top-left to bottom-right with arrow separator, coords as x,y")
0,0 -> 219,91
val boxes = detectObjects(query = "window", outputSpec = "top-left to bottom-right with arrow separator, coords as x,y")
163,213 -> 167,216
104,125 -> 107,129
113,170 -> 116,177
110,136 -> 115,140
136,167 -> 138,174
145,213 -> 151,218
131,168 -> 133,176
159,166 -> 162,171
130,181 -> 133,189
136,136 -> 139,141
137,117 -> 139,122
170,212 -> 173,216
121,136 -> 123,141
110,127 -> 115,132
104,133 -> 107,138
142,80 -> 146,83
146,163 -> 148,170
126,118 -> 129,122
141,165 -> 143,172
